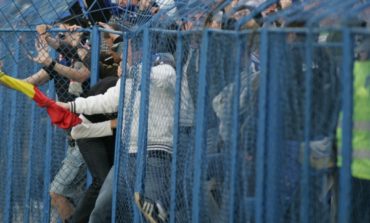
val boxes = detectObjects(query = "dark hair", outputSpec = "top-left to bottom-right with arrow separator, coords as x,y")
222,5 -> 263,30
285,20 -> 306,28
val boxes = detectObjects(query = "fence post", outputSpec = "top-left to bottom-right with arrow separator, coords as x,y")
4,33 -> 20,223
228,32 -> 243,223
265,31 -> 283,223
90,25 -> 100,86
42,63 -> 56,223
338,26 -> 354,223
255,27 -> 268,223
133,27 -> 151,223
23,64 -> 40,223
191,29 -> 210,223
111,32 -> 129,223
169,32 -> 184,223
300,28 -> 314,223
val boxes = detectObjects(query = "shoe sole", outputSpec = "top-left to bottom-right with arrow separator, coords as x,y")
134,192 -> 158,223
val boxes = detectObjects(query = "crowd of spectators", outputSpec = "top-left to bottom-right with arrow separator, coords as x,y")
1,0 -> 369,222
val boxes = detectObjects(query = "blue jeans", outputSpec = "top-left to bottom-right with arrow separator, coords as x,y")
89,167 -> 114,223
89,151 -> 172,223
72,136 -> 115,223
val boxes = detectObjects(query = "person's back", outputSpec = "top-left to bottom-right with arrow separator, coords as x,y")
283,45 -> 340,141
276,32 -> 341,222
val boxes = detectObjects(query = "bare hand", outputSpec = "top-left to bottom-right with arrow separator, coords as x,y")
56,101 -> 70,110
67,25 -> 82,32
139,0 -> 151,11
98,22 -> 120,40
36,24 -> 52,35
28,38 -> 52,66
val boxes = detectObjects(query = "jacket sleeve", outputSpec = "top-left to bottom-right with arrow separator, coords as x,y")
71,116 -> 113,139
70,79 -> 122,115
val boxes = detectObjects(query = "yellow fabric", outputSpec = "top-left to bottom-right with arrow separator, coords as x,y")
337,60 -> 370,180
0,72 -> 35,99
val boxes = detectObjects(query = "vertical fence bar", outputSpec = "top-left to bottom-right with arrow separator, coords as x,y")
228,33 -> 242,223
255,28 -> 268,223
4,34 -> 20,223
23,64 -> 39,223
265,32 -> 282,223
111,32 -> 129,223
90,26 -> 100,86
42,72 -> 56,223
87,25 -> 100,187
169,32 -> 184,223
23,103 -> 36,223
191,29 -> 210,223
338,27 -> 354,223
133,28 -> 151,223
300,29 -> 313,223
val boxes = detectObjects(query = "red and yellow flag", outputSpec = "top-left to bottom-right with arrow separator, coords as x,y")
0,72 -> 81,129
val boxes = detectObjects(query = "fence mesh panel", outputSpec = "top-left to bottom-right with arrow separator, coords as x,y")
0,0 -> 370,223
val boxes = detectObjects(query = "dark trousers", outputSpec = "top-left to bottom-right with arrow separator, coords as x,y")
352,177 -> 370,223
70,135 -> 115,223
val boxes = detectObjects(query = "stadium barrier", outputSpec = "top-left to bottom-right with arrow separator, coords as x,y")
0,0 -> 369,223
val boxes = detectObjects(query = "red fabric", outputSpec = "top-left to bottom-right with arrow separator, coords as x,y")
33,87 -> 82,129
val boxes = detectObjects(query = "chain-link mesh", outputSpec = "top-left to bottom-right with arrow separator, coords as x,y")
0,30 -> 70,222
1,0 -> 370,223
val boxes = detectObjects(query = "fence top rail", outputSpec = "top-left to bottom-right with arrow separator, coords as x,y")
0,26 -> 369,36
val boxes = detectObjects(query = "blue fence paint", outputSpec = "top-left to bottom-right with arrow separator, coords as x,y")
0,22 -> 365,223
111,32 -> 129,223
169,32 -> 184,223
338,27 -> 354,223
265,31 -> 282,223
228,32 -> 242,223
4,35 -> 20,223
133,28 -> 151,223
191,29 -> 210,223
42,75 -> 56,223
255,27 -> 268,223
300,29 -> 313,223
23,64 -> 39,223
90,25 -> 100,86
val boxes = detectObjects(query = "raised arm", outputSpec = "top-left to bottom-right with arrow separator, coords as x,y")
29,39 -> 90,82
23,68 -> 50,86
36,24 -> 60,49
57,78 -> 126,115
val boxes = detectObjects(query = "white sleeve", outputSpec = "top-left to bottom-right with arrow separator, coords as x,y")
71,116 -> 113,139
71,79 -> 122,115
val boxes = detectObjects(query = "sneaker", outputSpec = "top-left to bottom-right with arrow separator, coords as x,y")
134,192 -> 167,223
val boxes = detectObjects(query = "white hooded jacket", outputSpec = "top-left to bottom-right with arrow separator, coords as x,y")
70,63 -> 193,154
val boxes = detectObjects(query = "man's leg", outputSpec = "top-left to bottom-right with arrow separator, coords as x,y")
49,143 -> 87,221
89,167 -> 114,223
352,177 -> 370,223
71,137 -> 114,223
135,151 -> 172,223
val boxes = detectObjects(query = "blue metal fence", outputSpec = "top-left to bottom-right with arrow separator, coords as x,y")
0,0 -> 370,223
